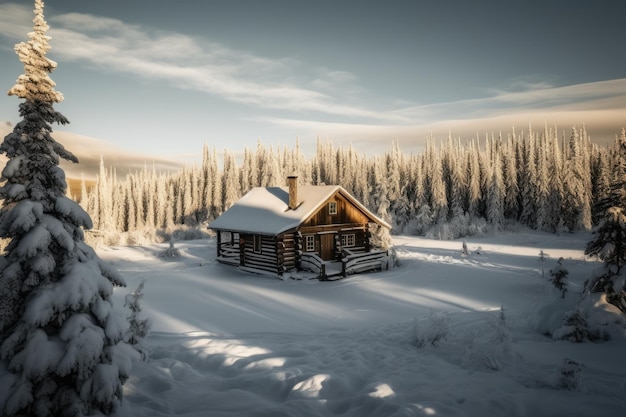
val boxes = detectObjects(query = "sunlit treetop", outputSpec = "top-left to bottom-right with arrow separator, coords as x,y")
7,0 -> 64,103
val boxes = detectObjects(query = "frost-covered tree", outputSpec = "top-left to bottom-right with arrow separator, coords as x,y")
426,143 -> 448,224
549,258 -> 568,298
519,130 -> 538,227
124,280 -> 151,360
486,151 -> 504,228
502,137 -> 519,220
466,141 -> 482,219
563,127 -> 592,231
535,134 -> 551,231
0,2 -> 135,415
222,149 -> 240,211
585,128 -> 626,313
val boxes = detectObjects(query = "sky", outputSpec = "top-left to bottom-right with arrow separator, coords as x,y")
0,0 -> 625,169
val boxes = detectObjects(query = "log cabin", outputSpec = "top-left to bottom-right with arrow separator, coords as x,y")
208,176 -> 391,279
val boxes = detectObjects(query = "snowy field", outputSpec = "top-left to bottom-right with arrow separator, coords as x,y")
100,231 -> 626,417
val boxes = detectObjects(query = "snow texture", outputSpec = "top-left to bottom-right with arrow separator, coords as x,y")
54,230 -> 626,417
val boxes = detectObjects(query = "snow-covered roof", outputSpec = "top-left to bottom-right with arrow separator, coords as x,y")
209,185 -> 390,235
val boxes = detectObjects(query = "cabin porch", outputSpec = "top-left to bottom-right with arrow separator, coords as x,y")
299,248 -> 389,281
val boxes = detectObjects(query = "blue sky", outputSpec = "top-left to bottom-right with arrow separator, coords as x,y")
1,0 -> 625,166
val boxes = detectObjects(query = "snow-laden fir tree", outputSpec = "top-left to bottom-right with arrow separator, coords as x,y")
0,2 -> 136,416
585,128 -> 626,314
549,258 -> 568,298
124,280 -> 151,360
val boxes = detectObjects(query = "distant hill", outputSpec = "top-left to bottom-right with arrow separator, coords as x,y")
0,121 -> 183,182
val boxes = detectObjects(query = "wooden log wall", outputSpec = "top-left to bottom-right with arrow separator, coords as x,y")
280,233 -> 297,272
240,234 -> 279,274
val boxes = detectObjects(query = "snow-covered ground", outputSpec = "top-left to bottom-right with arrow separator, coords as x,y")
101,231 -> 626,417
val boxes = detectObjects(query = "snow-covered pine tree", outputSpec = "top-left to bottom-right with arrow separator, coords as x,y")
222,149 -> 240,211
95,156 -> 112,232
585,128 -> 626,314
563,127 -> 591,231
486,147 -> 505,229
502,136 -> 519,220
209,146 -> 222,219
535,131 -> 552,231
181,167 -> 194,225
590,144 -> 611,224
426,143 -> 448,225
519,129 -> 538,228
0,2 -> 135,415
466,140 -> 482,219
549,258 -> 568,298
124,279 -> 151,360
370,157 -> 393,249
546,127 -> 566,232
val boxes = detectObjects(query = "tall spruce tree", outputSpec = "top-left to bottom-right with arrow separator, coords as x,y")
0,2 -> 134,416
585,128 -> 626,313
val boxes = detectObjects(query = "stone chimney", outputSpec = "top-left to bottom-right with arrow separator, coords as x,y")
287,175 -> 298,210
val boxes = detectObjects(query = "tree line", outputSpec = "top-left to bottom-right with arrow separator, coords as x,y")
78,124 -> 624,242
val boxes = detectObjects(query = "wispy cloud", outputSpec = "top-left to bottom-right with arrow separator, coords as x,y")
1,2 -> 624,154
392,79 -> 626,122
265,86 -> 626,153
0,4 -> 32,40
0,5 -> 402,122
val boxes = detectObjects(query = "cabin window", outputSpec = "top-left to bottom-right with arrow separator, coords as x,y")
341,233 -> 355,247
253,235 -> 262,253
328,201 -> 337,215
305,235 -> 315,251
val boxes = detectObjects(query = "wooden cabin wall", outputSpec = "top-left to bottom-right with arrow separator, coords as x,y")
240,234 -> 279,274
300,194 -> 370,228
280,233 -> 297,272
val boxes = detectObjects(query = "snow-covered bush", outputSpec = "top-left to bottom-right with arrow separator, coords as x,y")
414,312 -> 450,348
159,240 -> 181,258
552,308 -> 591,342
557,358 -> 582,391
370,223 -> 392,250
461,307 -> 513,371
538,292 -> 626,342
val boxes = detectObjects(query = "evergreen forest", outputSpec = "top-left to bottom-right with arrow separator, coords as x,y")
79,125 -> 625,244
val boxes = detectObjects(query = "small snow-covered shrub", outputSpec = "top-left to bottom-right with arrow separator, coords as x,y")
492,306 -> 511,344
414,312 -> 450,348
557,358 -> 582,391
548,293 -> 626,342
587,272 -> 626,315
158,240 -> 181,258
125,280 -> 152,360
552,308 -> 591,342
461,307 -> 514,371
461,241 -> 469,257
388,246 -> 399,267
170,226 -> 211,242
549,258 -> 568,298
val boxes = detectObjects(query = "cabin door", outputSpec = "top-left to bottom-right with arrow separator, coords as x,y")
320,233 -> 335,261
